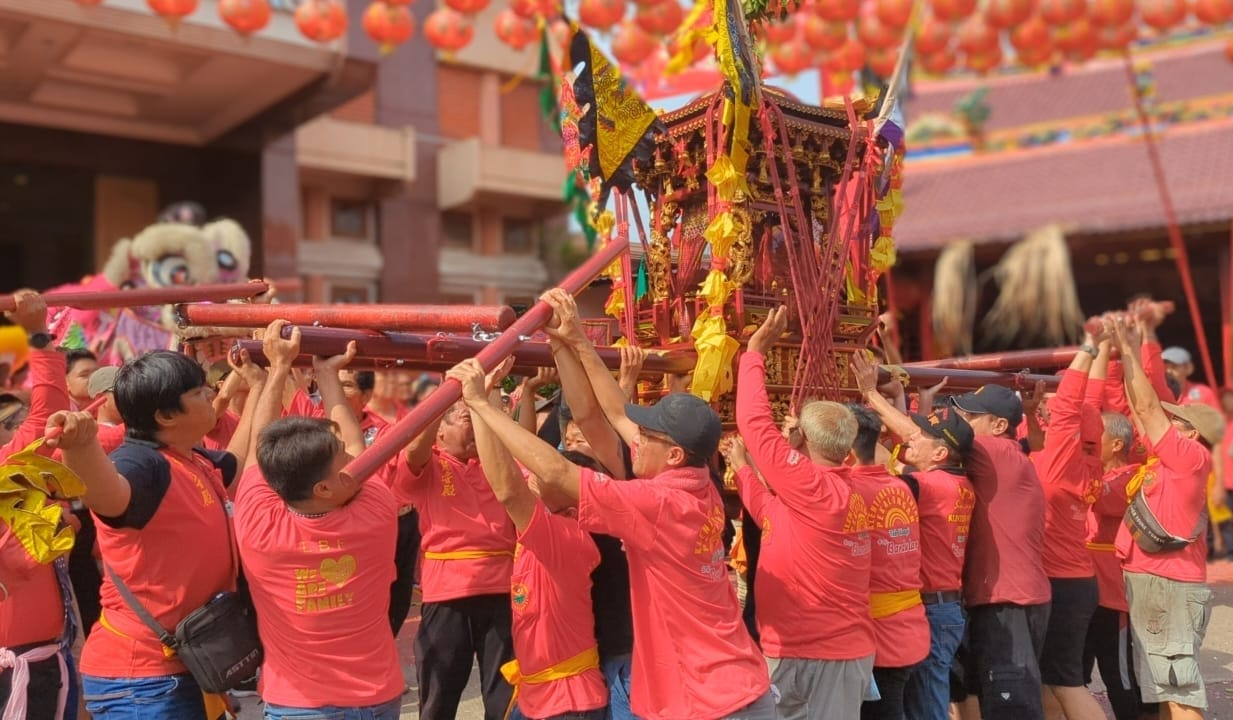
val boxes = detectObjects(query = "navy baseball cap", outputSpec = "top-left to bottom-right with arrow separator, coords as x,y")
625,393 -> 722,459
952,384 -> 1023,428
910,406 -> 975,456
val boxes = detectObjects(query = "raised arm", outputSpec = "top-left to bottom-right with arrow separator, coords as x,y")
1084,339 -> 1111,409
517,368 -> 556,434
1,291 -> 69,457
222,349 -> 268,475
541,288 -> 639,446
246,320 -> 301,469
1116,317 -> 1170,445
850,349 -> 919,441
44,411 -> 130,518
313,342 -> 365,459
452,358 -> 583,504
736,308 -> 809,471
466,365 -> 538,531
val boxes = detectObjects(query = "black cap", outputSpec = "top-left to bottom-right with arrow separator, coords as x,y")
952,384 -> 1023,428
625,393 -> 722,459
911,406 -> 975,456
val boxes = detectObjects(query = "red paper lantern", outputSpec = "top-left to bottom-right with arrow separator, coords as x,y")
931,0 -> 978,22
803,16 -> 848,51
1054,17 -> 1095,56
295,0 -> 348,42
445,0 -> 490,13
1039,0 -> 1085,25
956,14 -> 998,54
915,15 -> 952,54
219,0 -> 271,35
423,7 -> 474,51
635,0 -> 683,35
510,0 -> 539,18
1192,0 -> 1233,22
762,16 -> 798,44
985,0 -> 1035,27
578,0 -> 627,30
1088,0 -> 1134,24
1094,21 -> 1137,48
612,20 -> 656,64
148,0 -> 198,24
919,48 -> 957,73
665,28 -> 712,65
363,2 -> 414,53
771,38 -> 814,75
826,37 -> 866,72
859,8 -> 900,49
965,46 -> 1003,72
1010,13 -> 1050,50
868,47 -> 900,76
876,0 -> 914,28
815,0 -> 859,22
494,8 -> 538,49
1016,45 -> 1054,65
1140,0 -> 1187,29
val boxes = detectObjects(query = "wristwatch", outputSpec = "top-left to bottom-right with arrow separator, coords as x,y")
1078,344 -> 1099,358
27,332 -> 54,350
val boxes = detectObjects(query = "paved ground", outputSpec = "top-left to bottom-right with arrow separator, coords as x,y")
235,559 -> 1233,719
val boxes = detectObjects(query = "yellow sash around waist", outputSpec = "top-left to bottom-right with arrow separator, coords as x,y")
871,590 -> 923,620
500,646 -> 600,719
1086,542 -> 1117,552
423,549 -> 515,561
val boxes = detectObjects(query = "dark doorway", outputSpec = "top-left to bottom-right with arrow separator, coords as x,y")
0,165 -> 94,292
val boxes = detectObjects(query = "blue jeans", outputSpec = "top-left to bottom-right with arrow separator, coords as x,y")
82,673 -> 206,720
601,654 -> 642,720
264,697 -> 403,720
904,601 -> 965,720
510,707 -> 607,720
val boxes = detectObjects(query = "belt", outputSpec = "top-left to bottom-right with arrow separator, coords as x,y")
423,549 -> 514,561
920,589 -> 962,605
501,646 -> 600,720
870,590 -> 923,619
0,642 -> 68,720
1086,542 -> 1116,552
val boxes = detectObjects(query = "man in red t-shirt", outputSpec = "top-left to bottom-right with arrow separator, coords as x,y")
1114,321 -> 1220,719
452,289 -> 774,720
233,321 -> 405,719
1161,347 -> 1219,409
951,383 -> 1051,719
1034,333 -> 1108,720
852,352 -> 975,720
735,308 -> 874,719
1084,410 -> 1155,720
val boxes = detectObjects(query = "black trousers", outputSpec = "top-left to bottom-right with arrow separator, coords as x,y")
0,650 -> 63,720
965,602 -> 1050,720
862,665 -> 914,720
1082,605 -> 1157,720
414,594 -> 515,720
388,510 -> 421,637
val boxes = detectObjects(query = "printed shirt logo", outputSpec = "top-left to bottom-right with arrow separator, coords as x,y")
950,484 -> 976,558
293,539 -> 357,613
439,456 -> 456,497
842,492 -> 872,557
512,581 -> 530,614
695,506 -> 727,580
869,486 -> 920,557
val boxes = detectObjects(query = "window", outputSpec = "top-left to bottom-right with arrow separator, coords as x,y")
503,218 -> 536,255
329,283 -> 373,304
442,212 -> 475,250
330,199 -> 370,240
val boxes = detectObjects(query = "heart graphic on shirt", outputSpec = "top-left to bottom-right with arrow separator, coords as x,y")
319,555 -> 357,588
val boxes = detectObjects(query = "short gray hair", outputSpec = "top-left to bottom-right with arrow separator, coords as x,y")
798,400 -> 858,463
1102,411 -> 1134,452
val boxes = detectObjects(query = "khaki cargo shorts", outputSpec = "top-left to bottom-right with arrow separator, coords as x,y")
1124,571 -> 1213,709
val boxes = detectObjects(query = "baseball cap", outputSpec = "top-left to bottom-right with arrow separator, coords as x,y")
1162,402 -> 1225,447
1161,347 -> 1192,365
87,366 -> 120,399
910,406 -> 974,456
625,393 -> 722,460
952,384 -> 1024,428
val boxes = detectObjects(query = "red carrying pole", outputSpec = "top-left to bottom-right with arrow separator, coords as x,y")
341,238 -> 630,483
882,365 -> 1061,392
904,346 -> 1079,372
0,281 -> 271,312
236,329 -> 696,375
177,303 -> 517,333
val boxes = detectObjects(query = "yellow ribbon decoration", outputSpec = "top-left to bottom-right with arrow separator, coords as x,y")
501,646 -> 600,720
665,1 -> 710,75
690,312 -> 740,402
870,590 -> 923,619
0,439 -> 86,565
1125,457 -> 1159,500
423,549 -> 516,561
703,211 -> 738,259
871,235 -> 898,274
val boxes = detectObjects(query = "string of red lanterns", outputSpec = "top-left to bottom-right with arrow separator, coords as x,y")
68,0 -> 1233,72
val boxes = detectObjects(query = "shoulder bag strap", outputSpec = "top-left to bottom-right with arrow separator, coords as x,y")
101,562 -> 178,649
